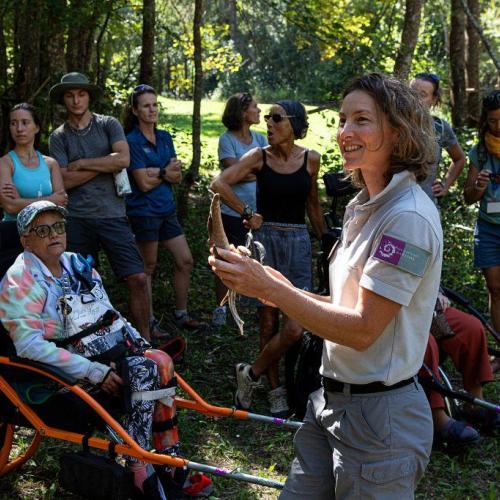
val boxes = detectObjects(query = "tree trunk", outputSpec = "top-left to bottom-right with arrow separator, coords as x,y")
459,0 -> 500,75
393,0 -> 424,79
227,0 -> 248,59
0,3 -> 7,87
41,0 -> 66,84
65,0 -> 101,74
139,0 -> 155,85
450,0 -> 467,127
177,0 -> 203,221
466,0 -> 480,126
96,3 -> 113,90
13,0 -> 43,100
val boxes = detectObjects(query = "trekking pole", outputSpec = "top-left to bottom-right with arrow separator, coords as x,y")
420,364 -> 500,413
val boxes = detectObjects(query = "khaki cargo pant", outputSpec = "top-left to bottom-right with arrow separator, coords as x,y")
280,381 -> 432,499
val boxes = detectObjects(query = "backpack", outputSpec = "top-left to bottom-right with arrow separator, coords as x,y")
285,331 -> 323,421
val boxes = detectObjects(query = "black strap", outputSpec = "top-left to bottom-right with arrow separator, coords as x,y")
165,376 -> 177,389
54,310 -> 118,348
152,415 -> 178,433
108,441 -> 117,460
81,434 -> 91,453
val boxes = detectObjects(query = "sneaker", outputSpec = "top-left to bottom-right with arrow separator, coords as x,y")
174,313 -> 207,331
150,318 -> 172,342
211,306 -> 227,328
183,472 -> 214,497
268,386 -> 289,419
235,363 -> 259,409
434,418 -> 480,451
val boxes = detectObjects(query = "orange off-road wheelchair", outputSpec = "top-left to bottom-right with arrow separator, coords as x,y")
0,244 -> 301,498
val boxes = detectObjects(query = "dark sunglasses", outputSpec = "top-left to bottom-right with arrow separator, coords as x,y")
264,114 -> 296,123
415,72 -> 440,83
133,84 -> 155,93
30,220 -> 67,239
484,91 -> 500,106
240,93 -> 252,104
130,84 -> 156,106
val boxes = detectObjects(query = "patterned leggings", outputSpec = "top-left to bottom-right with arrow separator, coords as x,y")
119,349 -> 179,464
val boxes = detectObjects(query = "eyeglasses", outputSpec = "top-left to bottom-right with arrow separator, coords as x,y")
29,220 -> 67,238
264,114 -> 296,123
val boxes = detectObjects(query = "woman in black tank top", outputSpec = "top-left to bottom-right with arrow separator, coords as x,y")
210,100 -> 325,418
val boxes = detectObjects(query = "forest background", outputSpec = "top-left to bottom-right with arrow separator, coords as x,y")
0,0 -> 499,498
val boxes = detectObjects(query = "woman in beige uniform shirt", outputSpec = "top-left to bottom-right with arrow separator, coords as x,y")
209,73 -> 443,499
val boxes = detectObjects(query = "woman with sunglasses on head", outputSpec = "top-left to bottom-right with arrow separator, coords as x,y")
210,74 -> 442,498
0,103 -> 68,273
211,100 -> 325,418
211,92 -> 268,328
464,90 -> 500,335
124,84 -> 204,337
410,73 -> 466,203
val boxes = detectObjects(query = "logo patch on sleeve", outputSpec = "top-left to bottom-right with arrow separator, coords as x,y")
373,234 -> 430,277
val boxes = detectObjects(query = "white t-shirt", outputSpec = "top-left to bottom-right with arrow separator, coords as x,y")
321,171 -> 443,385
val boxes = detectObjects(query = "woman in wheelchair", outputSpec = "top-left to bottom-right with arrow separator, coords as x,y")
421,290 -> 498,449
0,201 -> 180,498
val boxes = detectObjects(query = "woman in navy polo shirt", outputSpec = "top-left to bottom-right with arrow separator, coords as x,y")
124,84 -> 202,334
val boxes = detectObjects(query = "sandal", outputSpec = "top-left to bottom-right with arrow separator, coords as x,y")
434,418 -> 480,452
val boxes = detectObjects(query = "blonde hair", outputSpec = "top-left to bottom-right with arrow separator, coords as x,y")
342,73 -> 436,187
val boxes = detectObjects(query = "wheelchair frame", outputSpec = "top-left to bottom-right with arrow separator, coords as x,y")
0,351 -> 301,490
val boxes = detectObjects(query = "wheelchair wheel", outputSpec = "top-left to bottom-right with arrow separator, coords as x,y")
438,366 -> 459,419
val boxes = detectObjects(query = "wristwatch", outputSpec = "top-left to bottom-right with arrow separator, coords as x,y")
158,167 -> 166,179
241,205 -> 254,221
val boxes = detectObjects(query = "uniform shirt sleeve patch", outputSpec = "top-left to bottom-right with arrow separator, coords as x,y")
373,234 -> 430,277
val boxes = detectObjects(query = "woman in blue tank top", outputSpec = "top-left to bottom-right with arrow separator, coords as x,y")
211,100 -> 325,418
0,103 -> 67,272
0,103 -> 67,219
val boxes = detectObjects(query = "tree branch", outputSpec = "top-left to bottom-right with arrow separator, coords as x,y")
458,0 -> 500,75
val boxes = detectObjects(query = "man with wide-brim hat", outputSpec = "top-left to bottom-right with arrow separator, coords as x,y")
48,72 -> 152,341
49,72 -> 101,105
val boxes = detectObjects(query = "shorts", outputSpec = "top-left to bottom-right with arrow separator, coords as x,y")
280,382 -> 432,499
221,213 -> 248,248
254,222 -> 312,291
128,213 -> 184,242
66,216 -> 144,279
473,217 -> 500,269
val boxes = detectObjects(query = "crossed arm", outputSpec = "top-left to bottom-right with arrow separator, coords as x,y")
60,140 -> 130,190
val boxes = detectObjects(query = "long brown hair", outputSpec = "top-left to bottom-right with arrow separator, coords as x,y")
123,84 -> 157,135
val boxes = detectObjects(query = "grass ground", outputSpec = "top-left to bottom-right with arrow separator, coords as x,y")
0,98 -> 498,499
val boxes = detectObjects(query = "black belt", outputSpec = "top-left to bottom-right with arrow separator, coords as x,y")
322,376 -> 414,394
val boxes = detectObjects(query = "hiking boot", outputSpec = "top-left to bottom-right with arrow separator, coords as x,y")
235,363 -> 259,410
434,418 -> 480,452
211,306 -> 227,328
268,386 -> 290,419
174,313 -> 207,332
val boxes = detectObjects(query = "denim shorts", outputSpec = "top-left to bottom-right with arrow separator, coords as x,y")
129,213 -> 184,243
254,222 -> 312,291
474,217 -> 500,269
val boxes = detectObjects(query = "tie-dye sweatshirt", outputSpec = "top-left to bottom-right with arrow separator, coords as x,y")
0,251 -> 110,384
